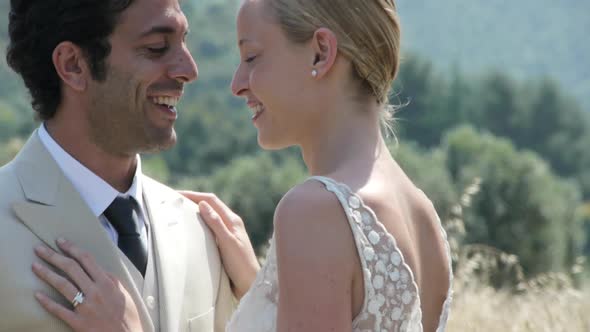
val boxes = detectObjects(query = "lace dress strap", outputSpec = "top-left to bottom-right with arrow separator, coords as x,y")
308,177 -> 453,332
307,176 -> 424,331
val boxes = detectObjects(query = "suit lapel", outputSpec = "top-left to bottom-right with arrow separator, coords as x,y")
143,179 -> 187,332
10,133 -> 155,332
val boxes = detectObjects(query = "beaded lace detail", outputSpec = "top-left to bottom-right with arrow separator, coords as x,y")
226,176 -> 453,332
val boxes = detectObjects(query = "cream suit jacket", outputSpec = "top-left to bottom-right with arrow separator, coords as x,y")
0,132 -> 234,332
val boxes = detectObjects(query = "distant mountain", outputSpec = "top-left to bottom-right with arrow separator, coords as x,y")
396,0 -> 590,110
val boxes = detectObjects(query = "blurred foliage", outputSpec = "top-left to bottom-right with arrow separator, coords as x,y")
390,143 -> 458,221
395,57 -> 590,197
443,126 -> 584,276
0,0 -> 588,279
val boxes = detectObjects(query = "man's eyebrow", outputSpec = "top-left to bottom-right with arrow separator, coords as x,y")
138,25 -> 188,38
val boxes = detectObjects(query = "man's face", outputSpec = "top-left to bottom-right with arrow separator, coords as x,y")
87,0 -> 198,156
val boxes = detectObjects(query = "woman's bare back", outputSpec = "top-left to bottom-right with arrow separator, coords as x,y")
338,155 -> 452,331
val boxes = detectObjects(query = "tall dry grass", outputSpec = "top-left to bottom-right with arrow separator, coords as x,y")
446,283 -> 590,331
445,178 -> 590,332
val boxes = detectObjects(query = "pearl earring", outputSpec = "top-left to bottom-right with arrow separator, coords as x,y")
311,69 -> 318,77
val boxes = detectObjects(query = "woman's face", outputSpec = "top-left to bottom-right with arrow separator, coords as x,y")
231,0 -> 318,150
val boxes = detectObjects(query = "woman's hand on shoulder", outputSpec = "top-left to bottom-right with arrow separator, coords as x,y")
274,181 -> 356,332
180,191 -> 260,300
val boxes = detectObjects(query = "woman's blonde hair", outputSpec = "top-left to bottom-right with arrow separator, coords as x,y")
265,0 -> 401,109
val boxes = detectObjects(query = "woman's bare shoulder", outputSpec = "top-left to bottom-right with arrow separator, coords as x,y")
273,179 -> 358,272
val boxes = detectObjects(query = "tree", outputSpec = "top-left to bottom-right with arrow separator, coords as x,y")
390,142 -> 458,221
443,126 -> 584,276
393,55 -> 449,147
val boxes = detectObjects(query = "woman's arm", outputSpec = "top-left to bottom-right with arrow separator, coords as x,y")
180,191 -> 260,299
274,183 -> 356,332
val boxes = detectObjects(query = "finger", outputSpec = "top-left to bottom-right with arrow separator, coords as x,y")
32,262 -> 80,306
105,273 -> 130,296
199,201 -> 232,241
179,190 -> 209,204
35,292 -> 80,330
186,192 -> 241,229
180,192 -> 236,220
105,272 -> 120,284
34,246 -> 93,291
56,238 -> 107,284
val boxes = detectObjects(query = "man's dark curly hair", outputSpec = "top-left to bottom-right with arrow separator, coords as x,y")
6,0 -> 134,120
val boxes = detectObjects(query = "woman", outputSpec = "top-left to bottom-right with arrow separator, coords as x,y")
33,0 -> 453,330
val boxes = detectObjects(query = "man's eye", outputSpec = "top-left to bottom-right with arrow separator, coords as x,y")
245,55 -> 257,63
147,46 -> 169,54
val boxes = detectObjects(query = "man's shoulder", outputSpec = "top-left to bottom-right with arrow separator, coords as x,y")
141,175 -> 197,208
141,174 -> 173,191
0,144 -> 21,177
0,161 -> 21,196
0,160 -> 15,175
142,175 -> 179,198
0,162 -> 26,222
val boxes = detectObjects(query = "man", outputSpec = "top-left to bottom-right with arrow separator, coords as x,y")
1,0 -> 256,331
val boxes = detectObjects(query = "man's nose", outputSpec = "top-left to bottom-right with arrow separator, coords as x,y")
169,46 -> 198,83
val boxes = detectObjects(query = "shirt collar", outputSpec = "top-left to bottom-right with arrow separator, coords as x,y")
37,124 -> 145,217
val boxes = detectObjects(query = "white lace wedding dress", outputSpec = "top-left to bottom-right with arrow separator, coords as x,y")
226,176 -> 453,332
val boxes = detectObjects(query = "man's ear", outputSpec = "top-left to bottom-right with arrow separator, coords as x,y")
52,42 -> 91,92
309,28 -> 338,79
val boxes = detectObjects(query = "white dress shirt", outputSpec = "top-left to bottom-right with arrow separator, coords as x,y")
37,124 -> 148,244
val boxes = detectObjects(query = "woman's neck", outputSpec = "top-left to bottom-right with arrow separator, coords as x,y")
300,101 -> 387,177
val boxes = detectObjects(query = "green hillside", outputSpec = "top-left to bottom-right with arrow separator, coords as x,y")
397,0 -> 590,110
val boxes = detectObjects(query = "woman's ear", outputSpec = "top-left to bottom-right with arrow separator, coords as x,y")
309,28 -> 338,79
52,41 -> 91,92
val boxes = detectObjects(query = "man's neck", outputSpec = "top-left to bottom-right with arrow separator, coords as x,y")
44,121 -> 138,193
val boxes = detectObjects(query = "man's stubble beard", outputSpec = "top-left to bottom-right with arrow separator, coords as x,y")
87,73 -> 177,157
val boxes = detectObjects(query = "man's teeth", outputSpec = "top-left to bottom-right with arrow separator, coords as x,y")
254,105 -> 264,114
152,96 -> 179,107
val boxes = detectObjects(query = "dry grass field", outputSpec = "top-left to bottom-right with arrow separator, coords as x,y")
444,179 -> 590,331
446,282 -> 590,332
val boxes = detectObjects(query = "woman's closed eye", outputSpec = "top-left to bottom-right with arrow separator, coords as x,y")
245,55 -> 257,63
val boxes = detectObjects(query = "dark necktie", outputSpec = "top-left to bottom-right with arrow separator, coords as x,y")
104,196 -> 147,276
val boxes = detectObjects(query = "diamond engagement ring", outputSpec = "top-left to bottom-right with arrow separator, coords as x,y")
71,291 -> 85,308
